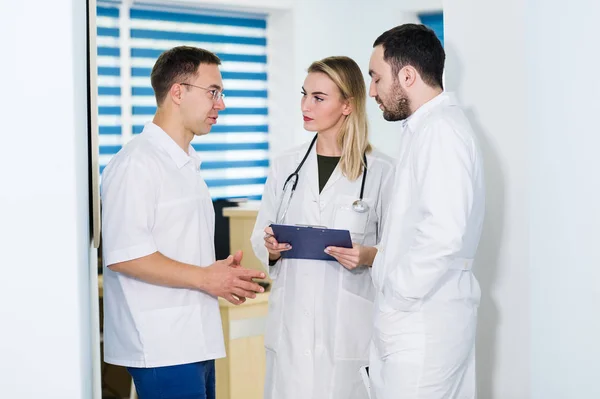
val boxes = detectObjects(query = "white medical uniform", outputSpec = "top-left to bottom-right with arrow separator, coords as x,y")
101,122 -> 225,368
369,92 -> 485,399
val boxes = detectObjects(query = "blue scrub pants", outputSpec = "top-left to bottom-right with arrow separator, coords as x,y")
127,360 -> 215,399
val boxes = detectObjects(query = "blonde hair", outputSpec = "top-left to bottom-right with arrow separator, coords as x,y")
307,56 -> 372,181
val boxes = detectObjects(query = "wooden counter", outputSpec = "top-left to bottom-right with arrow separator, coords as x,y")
222,201 -> 269,283
216,293 -> 269,399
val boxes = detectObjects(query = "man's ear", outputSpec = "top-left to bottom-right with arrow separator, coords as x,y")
398,66 -> 418,88
169,83 -> 184,105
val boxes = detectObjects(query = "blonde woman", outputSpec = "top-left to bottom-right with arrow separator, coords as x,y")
251,56 -> 395,399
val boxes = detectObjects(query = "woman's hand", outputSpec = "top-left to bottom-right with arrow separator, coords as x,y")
325,244 -> 377,270
263,226 -> 291,261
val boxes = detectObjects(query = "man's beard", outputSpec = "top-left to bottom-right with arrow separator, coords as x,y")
378,83 -> 411,121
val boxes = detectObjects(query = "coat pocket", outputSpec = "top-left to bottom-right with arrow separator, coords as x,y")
334,291 -> 374,360
332,195 -> 373,244
342,266 -> 376,302
372,307 -> 424,359
136,304 -> 207,365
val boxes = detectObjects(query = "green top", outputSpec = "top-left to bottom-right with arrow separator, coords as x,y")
317,155 -> 341,193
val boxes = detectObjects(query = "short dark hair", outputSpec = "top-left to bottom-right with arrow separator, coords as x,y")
373,24 -> 445,89
150,46 -> 221,105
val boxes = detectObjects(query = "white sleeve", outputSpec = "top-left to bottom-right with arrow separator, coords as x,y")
101,155 -> 158,266
250,162 -> 281,278
383,121 -> 476,311
375,161 -> 396,247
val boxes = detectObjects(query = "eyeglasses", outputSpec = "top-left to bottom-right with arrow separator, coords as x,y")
179,83 -> 225,102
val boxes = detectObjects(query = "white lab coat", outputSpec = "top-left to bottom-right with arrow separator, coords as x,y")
369,92 -> 485,399
251,141 -> 395,399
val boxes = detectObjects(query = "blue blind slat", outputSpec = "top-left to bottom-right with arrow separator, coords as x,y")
131,87 -> 154,96
98,47 -> 121,57
131,48 -> 266,64
130,29 -> 266,46
97,27 -> 120,37
131,106 -> 155,116
209,125 -> 268,133
99,106 -> 122,116
224,90 -> 268,98
130,8 -> 266,29
192,142 -> 268,152
219,108 -> 268,116
132,124 -> 268,134
221,71 -> 267,81
201,160 -> 269,170
98,66 -> 120,76
131,106 -> 267,116
205,177 -> 267,188
99,86 -> 121,96
99,126 -> 122,135
97,6 -> 119,18
215,54 -> 267,63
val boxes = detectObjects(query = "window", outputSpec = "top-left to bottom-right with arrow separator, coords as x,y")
419,12 -> 444,47
96,1 -> 269,200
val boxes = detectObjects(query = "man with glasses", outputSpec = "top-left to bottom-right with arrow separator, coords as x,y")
101,46 -> 266,399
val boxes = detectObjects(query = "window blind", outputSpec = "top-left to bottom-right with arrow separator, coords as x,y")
96,1 -> 269,200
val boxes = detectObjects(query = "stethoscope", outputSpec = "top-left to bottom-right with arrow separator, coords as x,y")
276,134 -> 369,224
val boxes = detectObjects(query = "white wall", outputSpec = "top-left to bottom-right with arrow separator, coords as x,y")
0,0 -> 94,398
444,1 -> 530,398
527,1 -> 600,398
446,1 -> 600,398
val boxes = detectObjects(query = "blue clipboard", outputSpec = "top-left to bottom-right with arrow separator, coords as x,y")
270,224 -> 353,261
